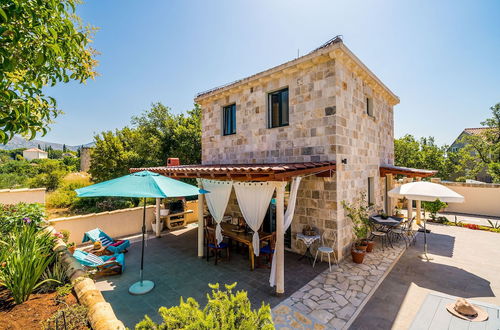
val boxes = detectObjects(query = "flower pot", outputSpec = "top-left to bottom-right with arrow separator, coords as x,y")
68,245 -> 76,254
351,249 -> 366,264
365,240 -> 375,252
357,244 -> 368,252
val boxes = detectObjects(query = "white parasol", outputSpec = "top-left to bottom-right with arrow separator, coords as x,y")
388,181 -> 464,260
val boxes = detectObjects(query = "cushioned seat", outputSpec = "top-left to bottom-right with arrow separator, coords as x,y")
260,245 -> 274,254
371,231 -> 387,236
318,246 -> 334,253
208,242 -> 228,249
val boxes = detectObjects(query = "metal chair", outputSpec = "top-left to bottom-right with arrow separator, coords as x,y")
369,222 -> 390,250
391,217 -> 416,247
313,231 -> 339,272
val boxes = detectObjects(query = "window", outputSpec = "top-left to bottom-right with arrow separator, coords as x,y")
222,104 -> 236,135
268,88 -> 289,128
366,97 -> 374,117
368,177 -> 375,205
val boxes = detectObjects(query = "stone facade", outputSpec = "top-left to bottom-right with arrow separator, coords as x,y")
196,40 -> 398,259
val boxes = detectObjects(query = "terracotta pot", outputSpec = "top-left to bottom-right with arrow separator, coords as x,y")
357,244 -> 368,252
68,245 -> 76,254
365,240 -> 375,252
351,249 -> 366,264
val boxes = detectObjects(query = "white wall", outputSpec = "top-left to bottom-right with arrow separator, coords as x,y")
442,182 -> 500,217
0,188 -> 46,204
49,206 -> 156,245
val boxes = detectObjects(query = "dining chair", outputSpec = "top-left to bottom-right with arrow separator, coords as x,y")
369,222 -> 389,251
313,231 -> 338,272
205,227 -> 230,265
391,216 -> 416,247
258,232 -> 276,268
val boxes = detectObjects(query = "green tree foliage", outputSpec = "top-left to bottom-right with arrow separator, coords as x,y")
394,135 -> 474,181
422,199 -> 448,220
90,103 -> 201,182
461,103 -> 500,183
0,0 -> 98,143
135,283 -> 274,330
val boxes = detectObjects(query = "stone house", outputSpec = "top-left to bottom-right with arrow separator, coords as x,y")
134,37 -> 433,293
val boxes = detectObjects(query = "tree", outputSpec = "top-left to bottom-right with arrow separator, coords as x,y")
0,0 -> 98,143
462,103 -> 500,182
89,103 -> 202,182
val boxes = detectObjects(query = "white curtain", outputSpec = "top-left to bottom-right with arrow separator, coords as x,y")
200,179 -> 233,245
269,176 -> 303,287
234,181 -> 276,256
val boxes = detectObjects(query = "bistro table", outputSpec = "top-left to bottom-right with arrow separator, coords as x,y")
369,216 -> 404,248
296,233 -> 321,264
219,222 -> 272,271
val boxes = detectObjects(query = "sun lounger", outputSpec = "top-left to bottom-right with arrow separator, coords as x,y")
82,228 -> 130,254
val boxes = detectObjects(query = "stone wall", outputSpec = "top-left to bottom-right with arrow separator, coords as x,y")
201,58 -> 337,164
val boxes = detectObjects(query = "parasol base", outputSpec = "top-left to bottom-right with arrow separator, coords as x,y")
418,253 -> 433,261
129,280 -> 155,295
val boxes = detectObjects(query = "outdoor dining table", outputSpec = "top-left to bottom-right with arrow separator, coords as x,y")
296,233 -> 321,264
219,222 -> 272,271
369,215 -> 404,248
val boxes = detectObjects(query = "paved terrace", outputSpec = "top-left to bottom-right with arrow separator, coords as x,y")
94,226 -> 327,328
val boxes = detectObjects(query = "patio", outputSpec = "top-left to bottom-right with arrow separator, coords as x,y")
94,225 -> 327,328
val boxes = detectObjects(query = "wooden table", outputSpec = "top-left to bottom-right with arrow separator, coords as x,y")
410,292 -> 500,329
219,222 -> 272,271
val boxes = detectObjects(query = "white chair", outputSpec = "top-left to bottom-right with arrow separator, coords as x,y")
313,231 -> 339,272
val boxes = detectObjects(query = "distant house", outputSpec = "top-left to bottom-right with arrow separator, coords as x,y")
449,127 -> 493,182
22,148 -> 48,161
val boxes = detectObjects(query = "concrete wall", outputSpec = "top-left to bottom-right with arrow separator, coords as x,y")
442,182 -> 500,217
0,188 -> 46,204
49,206 -> 155,245
184,200 -> 199,223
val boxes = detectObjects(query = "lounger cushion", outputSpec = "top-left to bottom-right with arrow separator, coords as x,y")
109,240 -> 125,247
99,236 -> 113,246
84,252 -> 104,266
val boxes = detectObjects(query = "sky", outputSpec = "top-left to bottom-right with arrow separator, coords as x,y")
45,0 -> 500,146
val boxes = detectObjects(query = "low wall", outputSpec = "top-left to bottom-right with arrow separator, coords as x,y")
184,200 -> 199,223
0,188 -> 46,204
441,181 -> 500,217
49,206 -> 155,245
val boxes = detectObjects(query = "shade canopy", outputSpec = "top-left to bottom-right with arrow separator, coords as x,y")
388,181 -> 464,203
76,170 -> 208,198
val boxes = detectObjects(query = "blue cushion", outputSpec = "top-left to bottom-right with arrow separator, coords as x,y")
208,242 -> 227,249
260,245 -> 274,254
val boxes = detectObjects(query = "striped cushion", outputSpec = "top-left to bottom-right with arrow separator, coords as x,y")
99,236 -> 113,246
84,252 -> 104,265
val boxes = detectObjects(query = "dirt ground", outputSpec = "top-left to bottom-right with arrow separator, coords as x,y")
0,287 -> 78,330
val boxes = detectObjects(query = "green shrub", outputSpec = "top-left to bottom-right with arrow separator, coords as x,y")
0,224 -> 57,304
70,196 -> 136,214
422,199 -> 448,220
43,304 -> 90,330
135,283 -> 274,330
37,256 -> 68,293
0,202 -> 46,234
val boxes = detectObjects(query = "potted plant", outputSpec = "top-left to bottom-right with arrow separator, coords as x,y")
67,242 -> 76,254
342,194 -> 371,263
394,206 -> 404,218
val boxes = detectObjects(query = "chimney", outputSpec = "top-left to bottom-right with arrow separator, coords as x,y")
167,158 -> 180,166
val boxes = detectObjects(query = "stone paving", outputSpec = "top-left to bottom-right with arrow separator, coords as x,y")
272,239 -> 408,329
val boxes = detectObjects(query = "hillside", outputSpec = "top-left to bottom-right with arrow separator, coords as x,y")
0,136 -> 94,151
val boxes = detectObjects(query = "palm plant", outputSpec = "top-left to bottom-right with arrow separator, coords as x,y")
0,224 -> 57,304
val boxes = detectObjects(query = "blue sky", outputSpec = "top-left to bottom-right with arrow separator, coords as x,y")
46,0 -> 500,146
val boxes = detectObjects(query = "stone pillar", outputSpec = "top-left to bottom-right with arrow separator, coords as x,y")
275,181 -> 287,295
155,198 -> 161,238
405,177 -> 414,220
386,174 -> 395,216
197,182 -> 205,258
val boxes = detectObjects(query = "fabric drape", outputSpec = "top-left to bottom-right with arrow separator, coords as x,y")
233,181 -> 276,256
200,179 -> 233,245
269,176 -> 302,287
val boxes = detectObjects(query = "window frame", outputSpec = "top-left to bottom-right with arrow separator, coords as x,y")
267,88 -> 289,128
222,103 -> 236,136
366,97 -> 374,117
368,177 -> 375,205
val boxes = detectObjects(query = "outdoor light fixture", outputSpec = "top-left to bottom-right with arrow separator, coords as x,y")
341,158 -> 347,164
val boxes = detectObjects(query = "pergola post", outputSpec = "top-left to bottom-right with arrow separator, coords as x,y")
386,174 -> 395,216
155,198 -> 161,238
197,181 -> 205,258
275,181 -> 286,295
